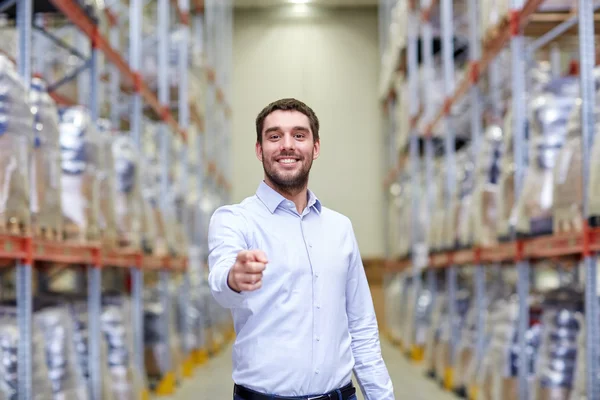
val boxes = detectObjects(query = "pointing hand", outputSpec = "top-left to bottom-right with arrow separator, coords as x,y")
228,250 -> 268,292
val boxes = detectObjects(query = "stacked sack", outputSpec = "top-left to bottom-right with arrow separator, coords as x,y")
29,77 -> 63,239
0,54 -> 34,235
434,288 -> 471,385
513,75 -> 580,238
470,121 -> 504,248
96,119 -> 118,250
478,296 -> 543,400
496,62 -> 553,240
101,293 -> 145,400
532,288 -> 583,400
454,144 -> 476,249
59,106 -> 100,242
112,132 -> 144,251
143,286 -> 183,390
34,305 -> 88,400
0,304 -> 52,400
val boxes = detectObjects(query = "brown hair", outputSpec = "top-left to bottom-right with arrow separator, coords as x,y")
255,98 -> 320,144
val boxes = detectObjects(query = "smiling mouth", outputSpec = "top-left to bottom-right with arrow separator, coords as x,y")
276,158 -> 300,165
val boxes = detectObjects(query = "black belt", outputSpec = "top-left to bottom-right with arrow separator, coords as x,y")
233,382 -> 355,400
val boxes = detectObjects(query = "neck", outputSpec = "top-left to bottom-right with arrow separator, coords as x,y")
264,178 -> 308,213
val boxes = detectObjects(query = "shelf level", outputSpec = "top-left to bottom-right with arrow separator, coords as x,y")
0,236 -> 187,272
385,228 -> 600,272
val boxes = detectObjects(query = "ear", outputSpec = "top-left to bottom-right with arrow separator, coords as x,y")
313,139 -> 320,160
255,141 -> 263,162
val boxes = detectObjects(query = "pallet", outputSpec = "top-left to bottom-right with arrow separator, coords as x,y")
553,210 -> 583,234
33,224 -> 64,241
63,222 -> 100,243
0,216 -> 31,237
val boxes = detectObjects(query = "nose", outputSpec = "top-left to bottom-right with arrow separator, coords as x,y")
280,133 -> 295,150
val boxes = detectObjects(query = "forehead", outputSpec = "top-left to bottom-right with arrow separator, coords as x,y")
262,110 -> 311,133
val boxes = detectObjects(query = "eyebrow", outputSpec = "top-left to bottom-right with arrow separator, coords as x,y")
264,126 -> 310,134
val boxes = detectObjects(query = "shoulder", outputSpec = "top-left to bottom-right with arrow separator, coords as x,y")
320,205 -> 353,230
210,195 -> 258,226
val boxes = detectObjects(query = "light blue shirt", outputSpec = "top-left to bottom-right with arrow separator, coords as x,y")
207,181 -> 394,399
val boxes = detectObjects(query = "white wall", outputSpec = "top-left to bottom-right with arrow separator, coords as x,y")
231,5 -> 384,258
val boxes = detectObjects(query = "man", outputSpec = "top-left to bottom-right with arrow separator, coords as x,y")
207,98 -> 394,400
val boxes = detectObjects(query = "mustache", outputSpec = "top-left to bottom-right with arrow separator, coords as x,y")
274,152 -> 303,159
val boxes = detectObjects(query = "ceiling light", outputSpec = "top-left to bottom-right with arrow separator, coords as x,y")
288,0 -> 311,4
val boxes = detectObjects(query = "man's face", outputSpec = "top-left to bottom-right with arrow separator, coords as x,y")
256,110 -> 320,194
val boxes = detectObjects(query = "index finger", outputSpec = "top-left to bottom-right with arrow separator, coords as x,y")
250,249 -> 268,263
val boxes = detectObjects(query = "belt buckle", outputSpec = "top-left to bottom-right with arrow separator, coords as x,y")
306,396 -> 326,400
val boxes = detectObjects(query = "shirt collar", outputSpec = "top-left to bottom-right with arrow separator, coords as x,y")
256,180 -> 322,214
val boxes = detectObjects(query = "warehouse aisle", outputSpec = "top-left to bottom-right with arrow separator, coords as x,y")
173,338 -> 457,399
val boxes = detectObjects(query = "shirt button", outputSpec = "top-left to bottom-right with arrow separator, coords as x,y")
315,370 -> 320,374
316,337 -> 320,341
316,305 -> 321,309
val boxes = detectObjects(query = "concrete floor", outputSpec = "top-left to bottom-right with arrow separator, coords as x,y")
171,338 -> 457,400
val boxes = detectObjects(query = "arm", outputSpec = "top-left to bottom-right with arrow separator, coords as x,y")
207,205 -> 248,309
345,222 -> 395,399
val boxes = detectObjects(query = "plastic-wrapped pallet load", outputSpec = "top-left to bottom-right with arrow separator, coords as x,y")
176,281 -> 201,361
485,295 -> 543,400
0,54 -> 34,236
141,123 -> 171,256
400,275 -> 417,352
0,311 -> 52,400
532,288 -> 583,400
112,133 -> 145,251
496,62 -> 553,240
101,293 -> 145,400
413,285 -> 435,360
434,288 -> 471,387
143,287 -> 182,391
583,78 -> 600,227
96,119 -> 118,249
495,105 -> 517,241
430,160 -> 446,252
569,312 -> 590,400
29,77 -> 63,240
471,122 -> 504,248
424,291 -> 446,379
68,300 -> 114,400
34,305 -> 89,400
59,106 -> 100,242
480,0 -> 509,40
399,172 -> 413,258
454,145 -> 476,248
513,75 -> 580,238
458,274 -> 512,398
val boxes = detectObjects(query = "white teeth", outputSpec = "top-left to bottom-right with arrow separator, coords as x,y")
279,159 -> 297,164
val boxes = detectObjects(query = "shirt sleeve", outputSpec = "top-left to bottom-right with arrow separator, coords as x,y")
207,205 -> 249,310
345,221 -> 395,400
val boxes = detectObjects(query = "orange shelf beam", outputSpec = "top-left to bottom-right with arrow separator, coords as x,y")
0,236 -> 187,272
384,228 -> 600,273
49,0 -> 187,143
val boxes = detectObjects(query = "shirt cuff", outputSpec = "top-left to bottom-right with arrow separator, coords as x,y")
209,261 -> 246,309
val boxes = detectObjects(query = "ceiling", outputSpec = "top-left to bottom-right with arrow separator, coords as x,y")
234,0 -> 378,8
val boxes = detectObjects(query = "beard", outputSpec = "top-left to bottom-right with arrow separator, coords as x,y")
263,151 -> 313,195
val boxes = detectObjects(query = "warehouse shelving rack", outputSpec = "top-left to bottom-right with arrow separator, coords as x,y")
380,0 -> 599,399
2,0 -> 233,399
